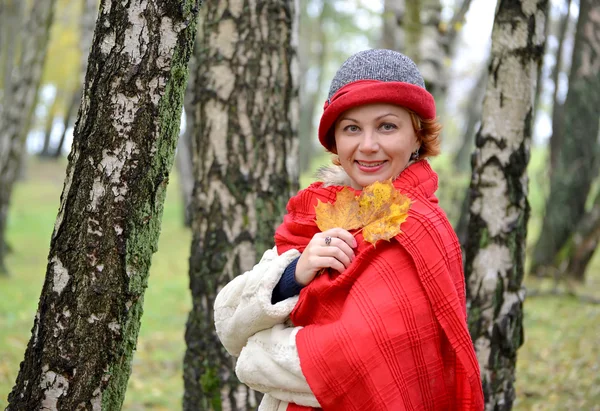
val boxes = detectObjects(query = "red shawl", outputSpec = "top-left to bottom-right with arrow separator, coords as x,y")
274,161 -> 484,411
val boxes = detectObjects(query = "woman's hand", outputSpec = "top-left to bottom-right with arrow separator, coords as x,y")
295,228 -> 357,286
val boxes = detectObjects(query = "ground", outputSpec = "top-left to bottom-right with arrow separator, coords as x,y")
1,156 -> 599,410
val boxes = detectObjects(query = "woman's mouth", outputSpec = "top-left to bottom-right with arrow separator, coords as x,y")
355,160 -> 386,172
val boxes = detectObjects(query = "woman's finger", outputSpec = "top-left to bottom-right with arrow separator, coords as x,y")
328,237 -> 355,262
317,256 -> 346,273
320,246 -> 352,268
323,228 -> 357,249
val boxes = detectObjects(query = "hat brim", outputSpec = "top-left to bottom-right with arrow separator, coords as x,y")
318,81 -> 436,151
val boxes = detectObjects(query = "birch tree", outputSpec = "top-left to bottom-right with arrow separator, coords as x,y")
183,1 -> 299,409
380,0 -> 405,51
464,0 -> 548,409
531,0 -> 600,278
6,1 -> 200,409
0,1 -> 56,276
298,0 -> 329,173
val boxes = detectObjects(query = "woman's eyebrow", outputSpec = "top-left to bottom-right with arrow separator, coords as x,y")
339,117 -> 359,123
375,113 -> 399,121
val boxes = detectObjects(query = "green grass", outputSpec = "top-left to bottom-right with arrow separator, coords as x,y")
2,156 -> 600,410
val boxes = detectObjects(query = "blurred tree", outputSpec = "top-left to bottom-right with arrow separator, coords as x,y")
464,1 -> 548,410
531,0 -> 600,280
298,0 -> 329,173
381,0 -> 474,107
452,66 -> 487,174
182,1 -> 299,409
380,0 -> 405,50
562,190 -> 600,282
53,0 -> 99,159
0,1 -> 57,276
0,1 -> 25,100
39,90 -> 62,157
176,113 -> 194,228
418,0 -> 445,100
548,0 -> 573,171
176,29 -> 198,228
5,0 -> 200,409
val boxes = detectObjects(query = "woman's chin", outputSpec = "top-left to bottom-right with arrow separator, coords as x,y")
352,172 -> 392,189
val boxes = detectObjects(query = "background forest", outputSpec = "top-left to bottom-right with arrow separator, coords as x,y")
1,0 -> 599,410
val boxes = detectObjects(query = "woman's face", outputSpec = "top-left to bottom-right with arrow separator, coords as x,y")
334,103 -> 420,189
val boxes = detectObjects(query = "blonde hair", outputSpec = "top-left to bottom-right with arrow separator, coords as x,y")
330,110 -> 442,165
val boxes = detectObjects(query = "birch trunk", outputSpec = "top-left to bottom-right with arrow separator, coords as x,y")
0,1 -> 56,276
6,1 -> 200,409
379,0 -> 405,51
418,0 -> 445,101
298,0 -> 328,173
39,93 -> 61,157
464,1 -> 548,409
183,1 -> 299,409
531,0 -> 600,276
404,0 -> 421,62
562,190 -> 600,281
548,0 -> 573,170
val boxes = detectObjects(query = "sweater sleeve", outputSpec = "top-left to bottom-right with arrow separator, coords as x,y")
271,256 -> 304,304
236,324 -> 321,408
214,247 -> 301,357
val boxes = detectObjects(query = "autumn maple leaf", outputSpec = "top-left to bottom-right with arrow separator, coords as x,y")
314,180 -> 411,246
315,188 -> 362,231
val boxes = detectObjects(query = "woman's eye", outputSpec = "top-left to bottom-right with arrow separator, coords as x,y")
380,123 -> 397,131
345,125 -> 360,133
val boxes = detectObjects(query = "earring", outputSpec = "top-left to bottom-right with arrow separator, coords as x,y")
411,149 -> 420,161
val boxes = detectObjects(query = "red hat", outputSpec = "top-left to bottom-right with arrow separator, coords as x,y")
318,50 -> 436,152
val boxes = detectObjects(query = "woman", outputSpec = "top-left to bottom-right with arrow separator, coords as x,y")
214,49 -> 484,411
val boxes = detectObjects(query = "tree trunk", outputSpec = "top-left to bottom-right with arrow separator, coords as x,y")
177,85 -> 194,227
6,1 -> 200,409
418,0 -> 445,101
0,0 -> 24,97
562,190 -> 600,282
53,0 -> 98,159
379,0 -> 405,51
453,66 -> 487,173
0,1 -> 57,276
53,89 -> 81,158
404,1 -> 421,63
531,0 -> 600,276
298,0 -> 328,174
183,1 -> 299,409
464,1 -> 548,409
39,92 -> 61,157
548,0 -> 573,170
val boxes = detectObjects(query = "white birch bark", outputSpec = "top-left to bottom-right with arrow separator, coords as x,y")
464,0 -> 549,409
0,1 -> 57,275
183,0 -> 299,409
6,1 -> 201,409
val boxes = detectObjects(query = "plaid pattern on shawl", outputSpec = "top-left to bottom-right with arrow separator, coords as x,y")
274,161 -> 483,411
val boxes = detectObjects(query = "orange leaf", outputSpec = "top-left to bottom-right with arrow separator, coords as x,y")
315,187 -> 362,231
358,180 -> 411,246
314,180 -> 411,247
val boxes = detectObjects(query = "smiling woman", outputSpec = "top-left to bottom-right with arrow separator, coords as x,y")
213,48 -> 483,411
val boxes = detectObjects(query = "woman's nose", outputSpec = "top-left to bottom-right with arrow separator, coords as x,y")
359,129 -> 379,152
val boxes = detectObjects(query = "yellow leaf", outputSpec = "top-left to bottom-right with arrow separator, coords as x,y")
358,181 -> 411,246
314,180 -> 411,247
363,203 -> 410,245
315,188 -> 362,231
